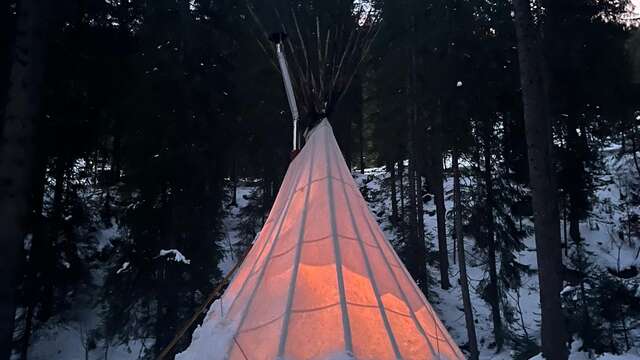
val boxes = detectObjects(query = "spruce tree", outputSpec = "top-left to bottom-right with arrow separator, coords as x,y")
513,0 -> 569,357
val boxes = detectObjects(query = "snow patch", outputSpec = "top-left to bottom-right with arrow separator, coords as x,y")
116,262 -> 130,274
24,233 -> 33,251
96,218 -> 119,251
159,249 -> 191,264
561,285 -> 575,295
529,340 -> 640,359
175,299 -> 239,360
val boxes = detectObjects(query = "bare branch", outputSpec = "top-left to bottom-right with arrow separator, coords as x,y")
316,16 -> 325,100
245,0 -> 381,120
338,24 -> 381,104
244,2 -> 279,71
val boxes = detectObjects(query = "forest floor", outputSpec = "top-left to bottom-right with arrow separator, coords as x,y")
355,146 -> 640,359
25,147 -> 640,359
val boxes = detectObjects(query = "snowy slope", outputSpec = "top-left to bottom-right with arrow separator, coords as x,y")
25,186 -> 255,360
353,150 -> 640,359
25,226 -> 153,360
26,151 -> 639,359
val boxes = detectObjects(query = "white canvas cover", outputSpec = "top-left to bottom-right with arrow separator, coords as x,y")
177,120 -> 464,360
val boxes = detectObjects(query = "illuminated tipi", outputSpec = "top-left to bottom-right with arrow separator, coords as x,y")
177,120 -> 464,360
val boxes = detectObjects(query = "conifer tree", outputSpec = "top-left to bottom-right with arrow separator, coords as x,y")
0,1 -> 51,356
513,0 -> 568,357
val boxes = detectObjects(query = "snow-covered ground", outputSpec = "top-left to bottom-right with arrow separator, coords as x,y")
217,186 -> 254,275
354,150 -> 640,359
25,224 -> 154,360
355,166 -> 540,359
25,186 -> 256,360
26,150 -> 639,359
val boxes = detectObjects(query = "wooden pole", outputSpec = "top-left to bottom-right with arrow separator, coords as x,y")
156,247 -> 250,360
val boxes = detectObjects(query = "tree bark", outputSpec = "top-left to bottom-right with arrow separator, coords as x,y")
432,103 -> 451,290
345,115 -> 353,169
407,39 -> 428,294
631,124 -> 640,176
359,112 -> 365,174
20,305 -> 34,360
230,153 -> 238,207
389,161 -> 399,224
562,201 -> 568,255
415,146 -> 428,292
39,156 -> 67,321
398,159 -> 406,244
416,167 -> 427,248
565,115 -> 584,245
407,155 -> 426,291
20,153 -> 47,360
453,147 -> 479,360
513,0 -> 568,358
0,0 -> 49,357
627,109 -> 640,175
0,2 -> 12,112
483,127 -> 503,351
568,205 -> 581,245
433,167 -> 450,289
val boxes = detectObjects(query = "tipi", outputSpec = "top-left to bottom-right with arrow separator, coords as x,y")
177,120 -> 464,360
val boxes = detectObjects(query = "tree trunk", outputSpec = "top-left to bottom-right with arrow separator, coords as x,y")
453,148 -> 479,360
416,172 -> 426,245
415,151 -> 428,293
630,121 -> 640,175
483,130 -> 503,351
0,0 -> 49,357
0,2 -> 11,111
39,156 -> 67,321
345,115 -> 353,169
433,103 -> 451,289
565,114 -> 584,245
433,169 -> 450,289
230,153 -> 238,207
20,154 -> 47,360
112,130 -> 122,183
563,201 -> 569,255
407,155 -> 426,291
513,0 -> 568,358
111,0 -> 128,187
359,113 -> 365,174
452,220 -> 457,265
155,188 -> 180,357
407,39 -> 428,294
20,305 -> 34,360
399,160 -> 405,213
389,161 -> 399,224
569,206 -> 581,245
398,158 -> 406,243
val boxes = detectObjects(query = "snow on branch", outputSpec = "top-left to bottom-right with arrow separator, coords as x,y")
158,249 -> 192,265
